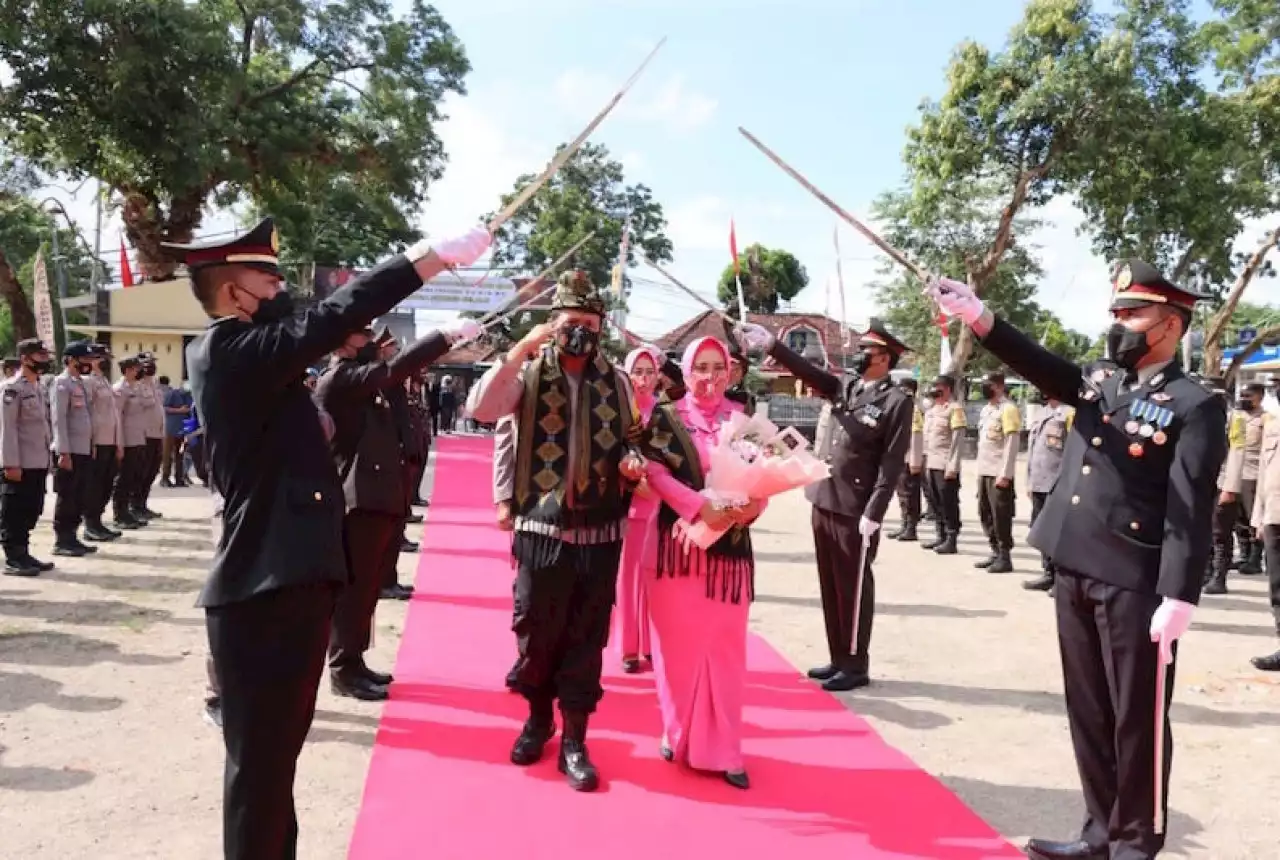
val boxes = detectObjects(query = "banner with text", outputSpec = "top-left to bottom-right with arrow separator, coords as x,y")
412,278 -> 516,313
33,250 -> 57,348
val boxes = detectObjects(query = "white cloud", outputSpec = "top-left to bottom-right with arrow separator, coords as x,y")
552,68 -> 717,133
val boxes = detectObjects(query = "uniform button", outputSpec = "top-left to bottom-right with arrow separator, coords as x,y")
1130,521 -> 1140,531
1082,466 -> 1091,475
1071,495 -> 1080,505
313,491 -> 322,501
374,464 -> 381,471
1091,437 -> 1102,447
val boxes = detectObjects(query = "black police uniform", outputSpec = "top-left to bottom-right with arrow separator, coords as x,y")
170,217 -> 436,860
973,259 -> 1225,860
765,321 -> 913,691
315,329 -> 450,700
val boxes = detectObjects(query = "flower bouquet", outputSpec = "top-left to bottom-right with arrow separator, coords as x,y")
677,411 -> 830,549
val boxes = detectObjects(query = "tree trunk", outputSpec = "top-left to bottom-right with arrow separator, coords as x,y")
1223,322 -> 1280,389
0,247 -> 36,340
119,189 -> 207,281
1202,225 -> 1280,374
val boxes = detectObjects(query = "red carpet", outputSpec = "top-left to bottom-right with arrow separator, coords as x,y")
350,435 -> 1020,859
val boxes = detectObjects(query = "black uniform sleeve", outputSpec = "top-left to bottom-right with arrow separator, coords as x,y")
323,332 -> 452,402
865,392 -> 913,523
217,255 -> 425,388
1160,396 -> 1228,604
979,317 -> 1083,407
766,340 -> 841,401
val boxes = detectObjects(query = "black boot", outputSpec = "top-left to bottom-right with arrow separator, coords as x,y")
510,698 -> 555,765
82,520 -> 119,542
557,710 -> 599,791
52,532 -> 88,557
973,544 -> 998,569
1024,837 -> 1107,859
1022,571 -> 1054,591
921,523 -> 945,551
987,549 -> 1013,573
3,545 -> 41,577
896,521 -> 918,542
1240,541 -> 1264,575
1204,542 -> 1229,595
330,668 -> 388,701
1251,649 -> 1280,671
933,531 -> 958,555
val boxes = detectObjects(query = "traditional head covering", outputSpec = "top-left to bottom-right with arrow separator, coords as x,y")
1109,258 -> 1207,312
551,270 -> 605,316
624,345 -> 664,375
680,336 -> 732,411
162,217 -> 281,277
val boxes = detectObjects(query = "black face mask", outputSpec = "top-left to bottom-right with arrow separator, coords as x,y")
850,350 -> 873,376
980,383 -> 997,400
354,343 -> 378,363
25,359 -> 52,374
1105,321 -> 1156,371
559,325 -> 598,358
250,290 -> 295,325
1238,398 -> 1258,412
143,364 -> 156,377
76,362 -> 93,374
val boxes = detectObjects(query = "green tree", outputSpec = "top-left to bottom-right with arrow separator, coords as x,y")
716,243 -> 808,315
487,142 -> 672,299
1035,310 -> 1095,366
897,0 -> 1139,373
871,182 -> 1044,380
0,0 -> 469,278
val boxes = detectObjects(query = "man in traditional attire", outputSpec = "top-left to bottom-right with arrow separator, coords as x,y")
469,270 -> 643,792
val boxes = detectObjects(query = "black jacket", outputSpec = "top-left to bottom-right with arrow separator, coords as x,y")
187,255 -> 426,608
982,317 -> 1225,603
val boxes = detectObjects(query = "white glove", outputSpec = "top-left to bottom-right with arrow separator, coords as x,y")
735,322 -> 775,352
926,276 -> 985,326
444,317 -> 483,345
1149,597 -> 1195,666
858,516 -> 880,538
432,226 -> 492,267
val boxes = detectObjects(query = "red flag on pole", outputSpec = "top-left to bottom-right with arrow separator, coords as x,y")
729,219 -> 739,276
119,238 -> 135,287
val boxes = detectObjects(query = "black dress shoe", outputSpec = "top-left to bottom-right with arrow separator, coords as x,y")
558,739 -> 599,791
659,742 -> 673,762
113,516 -> 142,530
1024,837 -> 1107,859
510,721 -> 556,765
21,555 -> 54,572
1023,573 -> 1055,591
142,508 -> 162,519
203,699 -> 223,728
330,673 -> 389,702
83,523 -> 119,541
1251,649 -> 1280,671
974,553 -> 997,569
405,513 -> 424,524
361,664 -> 394,686
807,664 -> 839,681
52,543 -> 88,557
622,658 -> 641,674
4,558 -> 41,577
399,538 -> 419,553
822,670 -> 870,692
723,770 -> 750,789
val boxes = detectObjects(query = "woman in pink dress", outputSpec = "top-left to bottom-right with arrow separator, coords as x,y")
639,336 -> 764,789
611,345 -> 664,672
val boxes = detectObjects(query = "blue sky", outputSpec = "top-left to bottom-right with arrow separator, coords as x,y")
52,0 -> 1270,339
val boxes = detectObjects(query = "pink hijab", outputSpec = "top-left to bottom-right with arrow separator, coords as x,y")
681,336 -> 733,416
624,345 -> 664,417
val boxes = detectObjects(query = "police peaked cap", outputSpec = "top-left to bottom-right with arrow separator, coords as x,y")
1109,258 -> 1208,312
16,338 -> 48,356
63,341 -> 95,359
858,319 -> 911,356
982,371 -> 1006,385
161,217 -> 282,277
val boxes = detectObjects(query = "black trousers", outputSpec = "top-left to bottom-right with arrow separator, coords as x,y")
812,507 -> 878,676
0,468 -> 47,559
1030,491 -> 1052,570
1264,524 -> 1280,636
207,653 -> 221,706
895,468 -> 922,524
1211,495 -> 1236,559
139,437 -> 163,507
511,540 -> 621,714
977,475 -> 1015,551
1232,479 -> 1257,546
331,510 -> 400,670
52,452 -> 93,540
207,583 -> 335,860
113,445 -> 146,519
1054,569 -> 1173,860
85,444 -> 118,523
925,469 -> 961,534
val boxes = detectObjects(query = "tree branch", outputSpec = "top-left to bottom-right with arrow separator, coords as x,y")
1172,241 -> 1198,282
1224,321 -> 1280,389
237,3 -> 255,72
244,58 -> 329,107
1203,224 -> 1280,370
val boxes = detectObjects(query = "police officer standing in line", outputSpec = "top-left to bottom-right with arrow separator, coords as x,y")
973,371 -> 1021,573
887,377 -> 924,542
2,358 -> 18,378
1,339 -> 55,576
930,259 -> 1225,860
738,319 -> 913,691
376,328 -> 422,560
1206,385 -> 1253,594
82,344 -> 123,542
1249,388 -> 1280,671
1220,384 -> 1265,583
136,352 -> 165,520
50,342 -> 99,557
166,215 -> 490,859
112,357 -> 149,530
920,374 -> 967,555
1023,391 -> 1074,592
